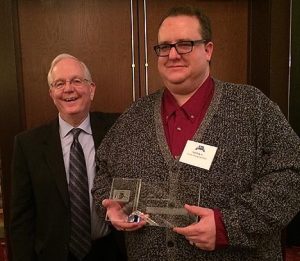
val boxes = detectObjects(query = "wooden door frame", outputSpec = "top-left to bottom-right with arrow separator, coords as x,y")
285,0 -> 300,247
0,0 -> 23,259
290,0 -> 300,135
248,0 -> 290,117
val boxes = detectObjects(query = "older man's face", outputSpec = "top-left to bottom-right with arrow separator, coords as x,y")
49,58 -> 95,124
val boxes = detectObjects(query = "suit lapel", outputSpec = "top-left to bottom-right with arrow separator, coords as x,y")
43,119 -> 69,208
90,112 -> 107,148
41,114 -> 110,208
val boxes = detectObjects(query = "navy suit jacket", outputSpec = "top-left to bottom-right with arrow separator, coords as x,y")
10,112 -> 122,261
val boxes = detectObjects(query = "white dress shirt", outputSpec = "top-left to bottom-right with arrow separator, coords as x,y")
59,113 -> 110,239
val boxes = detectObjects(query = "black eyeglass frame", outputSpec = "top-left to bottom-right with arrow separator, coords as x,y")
153,39 -> 208,57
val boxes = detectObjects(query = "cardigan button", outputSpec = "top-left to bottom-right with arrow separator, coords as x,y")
167,240 -> 174,247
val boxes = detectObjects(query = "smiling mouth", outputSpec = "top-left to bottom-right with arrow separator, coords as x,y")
167,66 -> 185,69
64,97 -> 78,102
167,64 -> 185,68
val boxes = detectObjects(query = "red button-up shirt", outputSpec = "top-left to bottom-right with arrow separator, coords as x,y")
161,76 -> 229,249
162,76 -> 214,157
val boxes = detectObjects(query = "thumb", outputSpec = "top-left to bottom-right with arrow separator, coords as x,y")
102,199 -> 110,207
103,199 -> 123,210
184,204 -> 211,217
102,199 -> 116,208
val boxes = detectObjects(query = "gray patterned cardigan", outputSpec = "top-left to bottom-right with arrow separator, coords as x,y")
92,80 -> 300,261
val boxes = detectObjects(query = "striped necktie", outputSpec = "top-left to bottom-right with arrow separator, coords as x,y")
69,128 -> 91,260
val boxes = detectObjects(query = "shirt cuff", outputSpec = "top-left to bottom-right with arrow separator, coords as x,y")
214,208 -> 229,249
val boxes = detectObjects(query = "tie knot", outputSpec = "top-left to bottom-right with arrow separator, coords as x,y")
71,128 -> 82,140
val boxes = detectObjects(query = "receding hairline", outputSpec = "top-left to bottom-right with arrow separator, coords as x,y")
47,53 -> 92,87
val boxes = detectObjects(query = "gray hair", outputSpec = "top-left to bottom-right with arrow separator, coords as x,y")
47,53 -> 92,87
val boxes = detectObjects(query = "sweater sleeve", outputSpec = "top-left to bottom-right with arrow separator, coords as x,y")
221,91 -> 300,248
92,125 -> 116,219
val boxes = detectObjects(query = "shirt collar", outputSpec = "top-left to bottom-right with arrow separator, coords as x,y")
182,76 -> 213,118
59,113 -> 92,138
162,75 -> 213,120
162,88 -> 180,120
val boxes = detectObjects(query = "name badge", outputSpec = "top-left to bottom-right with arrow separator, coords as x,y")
179,140 -> 217,170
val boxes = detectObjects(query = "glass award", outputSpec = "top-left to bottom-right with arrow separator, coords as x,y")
107,178 -> 201,228
106,178 -> 142,221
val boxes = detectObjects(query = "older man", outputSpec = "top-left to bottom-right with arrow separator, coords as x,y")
10,54 -> 126,261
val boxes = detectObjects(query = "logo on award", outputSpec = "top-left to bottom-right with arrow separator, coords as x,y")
112,189 -> 131,203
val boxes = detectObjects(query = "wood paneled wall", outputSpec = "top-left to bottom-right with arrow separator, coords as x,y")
16,0 -> 249,129
140,0 -> 248,96
18,0 -> 134,128
290,0 -> 300,135
0,0 -> 293,259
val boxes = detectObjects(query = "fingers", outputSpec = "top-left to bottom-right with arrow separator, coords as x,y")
102,200 -> 150,232
102,199 -> 121,209
188,240 -> 214,251
184,229 -> 216,251
113,219 -> 147,232
174,206 -> 216,251
189,240 -> 195,246
184,204 -> 212,217
102,198 -> 110,207
103,201 -> 147,232
173,224 -> 199,236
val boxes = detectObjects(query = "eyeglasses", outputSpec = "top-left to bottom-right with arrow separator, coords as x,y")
50,77 -> 90,89
154,39 -> 207,57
